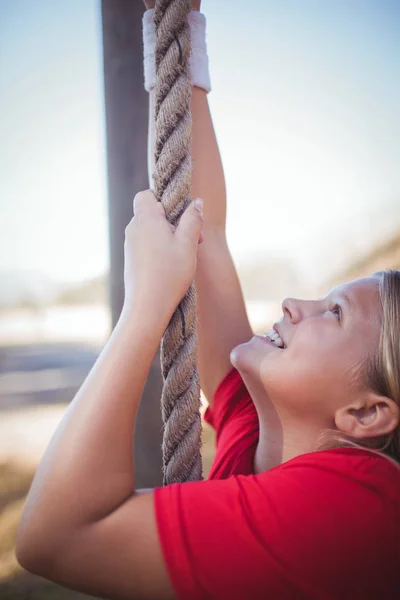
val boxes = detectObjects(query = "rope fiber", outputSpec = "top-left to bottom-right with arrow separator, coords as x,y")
153,0 -> 203,485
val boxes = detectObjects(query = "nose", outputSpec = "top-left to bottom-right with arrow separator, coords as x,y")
281,297 -> 302,324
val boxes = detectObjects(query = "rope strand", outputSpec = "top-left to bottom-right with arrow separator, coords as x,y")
153,0 -> 203,485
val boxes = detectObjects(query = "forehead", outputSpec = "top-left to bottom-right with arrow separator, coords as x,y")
326,276 -> 382,320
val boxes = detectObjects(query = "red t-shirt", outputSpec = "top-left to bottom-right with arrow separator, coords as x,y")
154,367 -> 400,599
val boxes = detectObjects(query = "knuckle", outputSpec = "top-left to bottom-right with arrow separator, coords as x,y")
133,190 -> 147,209
133,191 -> 144,203
125,220 -> 134,236
133,189 -> 157,214
143,189 -> 155,202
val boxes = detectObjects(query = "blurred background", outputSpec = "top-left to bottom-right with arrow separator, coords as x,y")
1,0 -> 399,597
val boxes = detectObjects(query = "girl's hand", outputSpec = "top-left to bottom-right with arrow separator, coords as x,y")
143,1 -> 201,11
123,190 -> 204,323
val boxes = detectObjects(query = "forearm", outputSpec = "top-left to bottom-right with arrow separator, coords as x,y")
149,86 -> 227,231
190,88 -> 227,231
17,303 -> 166,555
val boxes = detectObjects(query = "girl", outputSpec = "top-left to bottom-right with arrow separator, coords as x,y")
16,3 -> 400,599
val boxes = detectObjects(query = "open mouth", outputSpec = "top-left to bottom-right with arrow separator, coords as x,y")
262,328 -> 286,349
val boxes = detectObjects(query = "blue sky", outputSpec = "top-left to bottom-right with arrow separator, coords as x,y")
1,0 -> 399,287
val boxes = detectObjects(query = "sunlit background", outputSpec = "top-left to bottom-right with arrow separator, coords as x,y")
1,0 -> 399,596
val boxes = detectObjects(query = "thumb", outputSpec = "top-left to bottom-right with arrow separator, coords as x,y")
175,198 -> 204,247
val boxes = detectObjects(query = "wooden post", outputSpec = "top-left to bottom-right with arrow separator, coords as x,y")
101,0 -> 163,488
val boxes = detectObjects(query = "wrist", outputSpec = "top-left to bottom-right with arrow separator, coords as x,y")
142,8 -> 211,93
143,1 -> 201,10
120,294 -> 174,337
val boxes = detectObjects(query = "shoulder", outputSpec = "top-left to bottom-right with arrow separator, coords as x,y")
258,448 -> 400,534
272,447 -> 400,495
250,448 -> 400,552
154,449 -> 400,598
282,447 -> 400,482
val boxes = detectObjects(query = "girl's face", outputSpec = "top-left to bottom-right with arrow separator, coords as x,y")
231,276 -> 382,424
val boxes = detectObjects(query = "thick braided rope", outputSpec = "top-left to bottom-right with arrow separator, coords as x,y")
153,0 -> 203,485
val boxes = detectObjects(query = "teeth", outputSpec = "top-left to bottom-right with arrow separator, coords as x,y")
264,328 -> 284,349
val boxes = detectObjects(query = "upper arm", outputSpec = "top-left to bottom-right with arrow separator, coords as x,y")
196,229 -> 253,403
19,459 -> 391,600
151,86 -> 251,403
25,491 -> 176,600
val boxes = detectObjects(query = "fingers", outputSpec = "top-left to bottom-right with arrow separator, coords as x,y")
133,189 -> 160,215
132,191 -> 204,243
175,198 -> 204,248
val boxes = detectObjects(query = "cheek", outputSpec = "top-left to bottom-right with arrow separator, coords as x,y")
260,332 -> 349,411
232,328 -> 361,416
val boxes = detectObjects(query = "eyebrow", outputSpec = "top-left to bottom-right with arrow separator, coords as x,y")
339,292 -> 352,310
331,292 -> 353,318
323,290 -> 352,311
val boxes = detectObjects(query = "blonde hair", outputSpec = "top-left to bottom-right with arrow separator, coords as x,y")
316,269 -> 400,466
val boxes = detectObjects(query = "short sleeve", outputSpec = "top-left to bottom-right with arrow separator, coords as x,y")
154,449 -> 400,600
203,368 -> 259,479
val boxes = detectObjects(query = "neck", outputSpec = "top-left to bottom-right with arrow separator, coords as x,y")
255,417 -> 320,473
239,372 -> 322,474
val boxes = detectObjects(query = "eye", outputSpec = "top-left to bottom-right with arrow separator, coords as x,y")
329,303 -> 341,321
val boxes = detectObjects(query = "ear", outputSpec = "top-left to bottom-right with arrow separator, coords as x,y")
335,391 -> 400,440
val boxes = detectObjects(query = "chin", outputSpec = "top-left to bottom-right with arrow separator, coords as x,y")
230,340 -> 249,370
231,335 -> 273,378
231,338 -> 281,408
